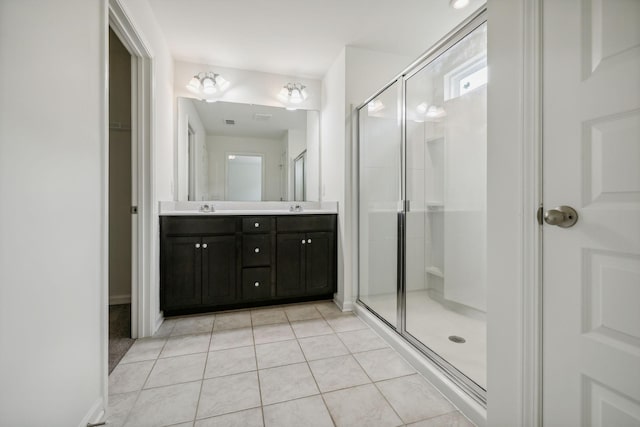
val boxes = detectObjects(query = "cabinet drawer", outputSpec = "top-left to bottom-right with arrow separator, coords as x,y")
242,217 -> 273,233
276,215 -> 336,232
242,267 -> 271,300
242,235 -> 272,266
161,216 -> 236,236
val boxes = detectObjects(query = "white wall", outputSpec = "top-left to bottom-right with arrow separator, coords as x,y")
0,1 -> 106,425
176,98 -> 207,200
207,135 -> 284,201
119,0 -> 175,335
174,60 -> 321,111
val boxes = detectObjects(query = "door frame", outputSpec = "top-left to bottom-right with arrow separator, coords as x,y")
108,0 -> 154,341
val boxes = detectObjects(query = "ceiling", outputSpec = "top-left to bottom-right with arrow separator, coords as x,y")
190,99 -> 308,139
148,0 -> 486,79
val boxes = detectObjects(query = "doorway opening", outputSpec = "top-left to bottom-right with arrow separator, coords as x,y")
108,27 -> 135,373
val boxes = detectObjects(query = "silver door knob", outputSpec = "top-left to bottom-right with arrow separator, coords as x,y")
195,243 -> 201,248
254,222 -> 260,228
301,239 -> 306,244
544,206 -> 578,228
307,239 -> 312,244
202,243 -> 208,249
254,248 -> 260,253
254,281 -> 260,287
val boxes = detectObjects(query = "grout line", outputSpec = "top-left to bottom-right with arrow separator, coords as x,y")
250,314 -> 267,427
193,319 -> 215,424
303,349 -> 337,427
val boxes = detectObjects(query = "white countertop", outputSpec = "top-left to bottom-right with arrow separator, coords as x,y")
159,201 -> 338,216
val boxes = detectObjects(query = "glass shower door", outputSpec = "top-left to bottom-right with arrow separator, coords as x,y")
404,21 -> 487,392
357,81 -> 401,328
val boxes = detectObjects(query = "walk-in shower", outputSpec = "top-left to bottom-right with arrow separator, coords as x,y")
357,9 -> 487,402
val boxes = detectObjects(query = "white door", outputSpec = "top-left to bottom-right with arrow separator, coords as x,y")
543,0 -> 640,426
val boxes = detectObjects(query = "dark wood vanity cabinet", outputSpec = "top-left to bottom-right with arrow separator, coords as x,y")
160,214 -> 336,315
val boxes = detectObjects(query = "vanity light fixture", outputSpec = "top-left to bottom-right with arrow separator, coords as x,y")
186,72 -> 230,102
278,83 -> 308,110
367,99 -> 384,113
450,0 -> 470,9
416,102 -> 447,119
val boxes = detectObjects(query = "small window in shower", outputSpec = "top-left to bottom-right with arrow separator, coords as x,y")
444,53 -> 488,101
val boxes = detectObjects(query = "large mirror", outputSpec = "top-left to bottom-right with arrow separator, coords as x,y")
177,98 -> 320,201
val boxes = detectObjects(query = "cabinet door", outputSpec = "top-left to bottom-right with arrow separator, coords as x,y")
163,236 -> 202,310
305,232 -> 335,295
276,233 -> 305,297
201,235 -> 238,306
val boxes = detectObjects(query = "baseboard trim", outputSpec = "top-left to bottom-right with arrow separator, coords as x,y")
109,294 -> 131,305
333,293 -> 354,312
78,396 -> 105,427
154,310 -> 164,335
354,304 -> 487,427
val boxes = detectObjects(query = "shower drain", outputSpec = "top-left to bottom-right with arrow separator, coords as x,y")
448,335 -> 466,343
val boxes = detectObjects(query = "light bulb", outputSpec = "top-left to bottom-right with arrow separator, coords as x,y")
215,75 -> 229,91
300,87 -> 308,100
416,102 -> 428,114
202,77 -> 216,95
186,76 -> 201,93
450,0 -> 470,9
290,89 -> 303,104
278,86 -> 290,101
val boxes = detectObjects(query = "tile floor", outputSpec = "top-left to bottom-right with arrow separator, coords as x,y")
107,300 -> 475,427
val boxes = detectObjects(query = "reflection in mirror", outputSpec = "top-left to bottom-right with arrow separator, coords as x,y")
177,98 -> 319,202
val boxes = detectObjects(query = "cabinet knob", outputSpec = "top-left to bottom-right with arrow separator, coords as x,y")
307,239 -> 312,244
202,243 -> 208,249
254,222 -> 260,228
195,243 -> 201,249
301,239 -> 306,244
254,247 -> 260,253
254,281 -> 260,287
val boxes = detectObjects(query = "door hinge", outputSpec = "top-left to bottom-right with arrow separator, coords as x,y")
131,206 -> 138,214
537,205 -> 543,225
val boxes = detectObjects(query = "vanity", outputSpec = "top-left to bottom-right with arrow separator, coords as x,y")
160,202 -> 337,316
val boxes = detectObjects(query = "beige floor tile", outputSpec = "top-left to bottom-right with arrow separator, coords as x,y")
253,322 -> 295,344
105,391 -> 138,427
171,315 -> 215,336
204,346 -> 256,378
255,339 -> 305,369
284,305 -> 323,321
309,354 -> 371,392
338,329 -> 387,353
298,334 -> 349,361
354,348 -> 415,381
124,381 -> 201,427
263,395 -> 334,427
323,383 -> 402,427
209,327 -> 254,351
213,311 -> 251,331
161,333 -> 211,358
250,308 -> 288,326
144,353 -> 207,389
120,338 -> 166,364
315,301 -> 349,318
291,318 -> 333,338
258,362 -> 319,405
109,360 -> 154,395
195,407 -> 263,427
377,374 -> 455,424
153,319 -> 177,338
406,411 -> 475,426
197,372 -> 261,419
326,314 -> 368,332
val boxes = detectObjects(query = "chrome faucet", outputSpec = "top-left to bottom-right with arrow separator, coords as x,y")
199,204 -> 214,212
289,204 -> 303,212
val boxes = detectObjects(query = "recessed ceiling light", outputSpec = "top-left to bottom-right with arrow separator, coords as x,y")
450,0 -> 470,9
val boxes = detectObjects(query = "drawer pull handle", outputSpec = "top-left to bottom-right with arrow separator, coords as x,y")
195,243 -> 201,249
254,222 -> 260,228
307,239 -> 312,244
254,248 -> 260,253
301,239 -> 306,244
254,281 -> 260,287
202,243 -> 208,249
